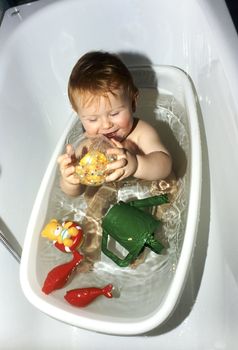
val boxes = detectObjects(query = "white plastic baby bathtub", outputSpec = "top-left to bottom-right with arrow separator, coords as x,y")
1,0 -> 238,348
19,64 -> 201,335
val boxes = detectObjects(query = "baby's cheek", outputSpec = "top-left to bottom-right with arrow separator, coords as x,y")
81,121 -> 98,135
120,118 -> 132,129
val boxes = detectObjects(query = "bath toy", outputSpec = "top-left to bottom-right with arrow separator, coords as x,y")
64,284 -> 113,307
41,219 -> 84,253
101,194 -> 168,267
42,250 -> 84,294
75,135 -> 115,186
75,150 -> 109,186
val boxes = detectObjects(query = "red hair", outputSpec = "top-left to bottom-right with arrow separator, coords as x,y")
68,51 -> 139,111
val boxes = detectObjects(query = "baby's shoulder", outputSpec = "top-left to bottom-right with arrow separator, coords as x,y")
135,118 -> 157,136
135,117 -> 153,127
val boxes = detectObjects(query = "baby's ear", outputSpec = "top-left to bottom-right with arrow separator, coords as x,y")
132,92 -> 139,113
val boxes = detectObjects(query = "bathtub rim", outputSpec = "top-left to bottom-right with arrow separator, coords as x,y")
19,64 -> 202,335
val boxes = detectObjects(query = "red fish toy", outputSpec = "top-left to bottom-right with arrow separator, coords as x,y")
42,250 -> 84,294
64,284 -> 113,307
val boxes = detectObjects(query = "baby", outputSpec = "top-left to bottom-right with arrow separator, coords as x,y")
58,51 -> 172,196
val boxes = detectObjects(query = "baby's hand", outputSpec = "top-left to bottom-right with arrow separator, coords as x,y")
105,139 -> 138,182
57,144 -> 80,186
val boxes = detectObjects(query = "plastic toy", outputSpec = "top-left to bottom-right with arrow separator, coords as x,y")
74,135 -> 115,186
101,194 -> 168,267
41,219 -> 84,253
64,284 -> 113,307
42,250 -> 84,294
75,150 -> 108,186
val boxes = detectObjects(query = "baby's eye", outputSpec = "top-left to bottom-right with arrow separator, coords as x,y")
110,112 -> 119,117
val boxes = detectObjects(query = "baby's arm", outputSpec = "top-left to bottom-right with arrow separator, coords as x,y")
134,121 -> 172,180
57,144 -> 84,196
134,150 -> 171,180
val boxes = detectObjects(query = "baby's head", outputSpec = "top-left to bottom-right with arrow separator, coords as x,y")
68,51 -> 139,113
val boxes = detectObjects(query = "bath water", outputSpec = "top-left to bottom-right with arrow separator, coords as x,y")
37,87 -> 189,318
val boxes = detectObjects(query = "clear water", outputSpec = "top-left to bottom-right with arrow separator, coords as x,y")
37,90 -> 189,318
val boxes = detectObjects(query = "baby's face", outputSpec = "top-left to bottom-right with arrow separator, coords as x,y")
75,89 -> 134,142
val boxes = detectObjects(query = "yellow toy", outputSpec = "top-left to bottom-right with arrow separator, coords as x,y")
74,135 -> 115,186
41,219 -> 84,253
75,150 -> 109,186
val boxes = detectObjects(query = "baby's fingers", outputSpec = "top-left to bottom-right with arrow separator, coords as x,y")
107,147 -> 127,160
57,144 -> 76,165
67,174 -> 81,185
64,165 -> 76,177
106,158 -> 127,171
58,154 -> 72,172
105,168 -> 125,182
57,153 -> 67,165
61,166 -> 81,185
66,144 -> 76,162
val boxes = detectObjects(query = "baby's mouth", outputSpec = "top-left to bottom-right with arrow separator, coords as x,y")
104,131 -> 118,139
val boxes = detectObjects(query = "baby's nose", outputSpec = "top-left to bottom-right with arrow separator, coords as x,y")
101,116 -> 113,129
